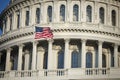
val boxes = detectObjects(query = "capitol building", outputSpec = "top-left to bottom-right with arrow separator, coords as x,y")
0,0 -> 120,80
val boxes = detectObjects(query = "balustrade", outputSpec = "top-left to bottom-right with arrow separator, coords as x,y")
0,68 -> 110,79
85,68 -> 110,75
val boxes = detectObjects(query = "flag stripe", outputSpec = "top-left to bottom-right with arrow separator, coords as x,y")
35,26 -> 53,39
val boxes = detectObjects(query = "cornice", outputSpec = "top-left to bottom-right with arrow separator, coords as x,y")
0,28 -> 120,46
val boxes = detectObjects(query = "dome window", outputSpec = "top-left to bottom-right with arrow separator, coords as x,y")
47,6 -> 52,22
73,4 -> 79,21
99,7 -> 105,24
60,5 -> 65,22
86,5 -> 92,22
111,10 -> 116,26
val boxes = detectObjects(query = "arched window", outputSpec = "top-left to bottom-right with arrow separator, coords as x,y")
86,52 -> 92,68
57,50 -> 64,69
73,4 -> 79,21
16,11 -> 20,29
99,7 -> 105,24
111,10 -> 116,26
25,10 -> 30,26
60,5 -> 65,21
86,5 -> 92,22
102,54 -> 106,67
43,52 -> 48,69
71,50 -> 79,68
36,8 -> 40,24
4,18 -> 7,33
47,6 -> 52,22
9,14 -> 12,30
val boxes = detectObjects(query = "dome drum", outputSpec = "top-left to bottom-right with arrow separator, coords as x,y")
0,0 -> 120,80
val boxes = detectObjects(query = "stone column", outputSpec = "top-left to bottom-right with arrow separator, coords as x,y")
81,39 -> 86,68
92,51 -> 95,68
48,39 -> 54,69
37,47 -> 45,70
17,44 -> 24,71
30,5 -> 35,25
98,41 -> 103,68
81,0 -> 86,22
6,16 -> 10,32
118,7 -> 120,28
66,0 -> 70,22
0,53 -> 2,63
106,4 -> 111,25
53,1 -> 56,22
32,41 -> 38,70
20,8 -> 25,28
114,44 -> 118,68
5,48 -> 12,71
12,12 -> 17,30
64,39 -> 70,69
2,20 -> 5,34
41,3 -> 44,23
108,50 -> 111,68
94,1 -> 99,24
24,50 -> 30,70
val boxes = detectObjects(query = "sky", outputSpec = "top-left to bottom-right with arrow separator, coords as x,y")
0,0 -> 10,35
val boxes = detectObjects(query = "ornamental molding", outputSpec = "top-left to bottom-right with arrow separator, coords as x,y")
37,47 -> 45,52
0,28 -> 120,46
102,48 -> 109,53
86,46 -> 95,52
53,45 -> 61,50
69,45 -> 78,50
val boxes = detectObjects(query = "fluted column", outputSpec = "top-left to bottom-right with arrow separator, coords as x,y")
6,16 -> 10,32
12,12 -> 17,30
30,5 -> 35,25
66,0 -> 70,22
37,47 -> 45,70
0,53 -> 2,63
17,44 -> 24,71
81,39 -> 86,68
64,39 -> 70,69
20,8 -> 25,27
92,51 -> 95,68
32,41 -> 38,70
2,20 -> 5,34
98,41 -> 103,68
24,50 -> 30,70
108,50 -> 111,68
5,48 -> 12,71
94,1 -> 98,23
114,44 -> 118,68
81,0 -> 86,22
48,39 -> 54,69
118,7 -> 120,28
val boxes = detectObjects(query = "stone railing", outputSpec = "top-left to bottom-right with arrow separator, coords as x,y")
44,69 -> 68,76
85,68 -> 110,75
0,68 -> 110,79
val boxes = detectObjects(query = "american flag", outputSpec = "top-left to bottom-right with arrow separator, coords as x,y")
35,26 -> 53,39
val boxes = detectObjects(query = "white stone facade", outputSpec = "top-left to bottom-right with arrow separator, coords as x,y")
0,0 -> 120,80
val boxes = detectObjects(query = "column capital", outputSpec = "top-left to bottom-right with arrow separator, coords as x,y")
114,43 -> 119,47
6,48 -> 12,52
98,40 -> 104,45
33,41 -> 39,45
48,39 -> 54,43
37,47 -> 45,52
18,44 -> 25,48
81,39 -> 87,43
64,38 -> 70,43
24,49 -> 29,54
0,52 -> 3,56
